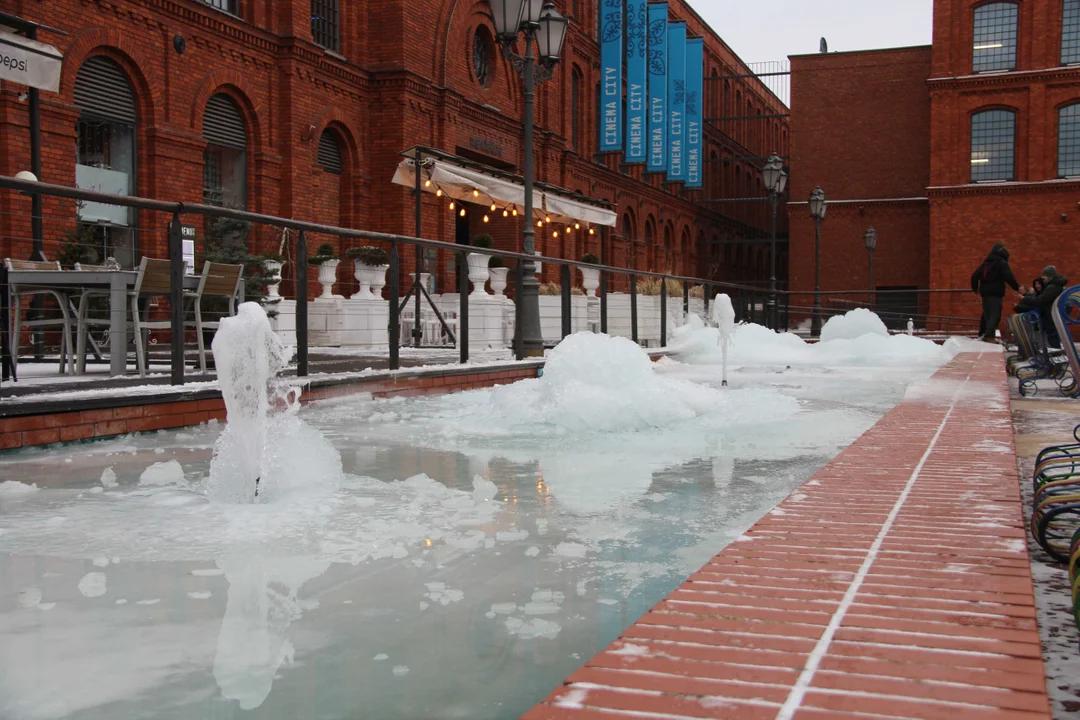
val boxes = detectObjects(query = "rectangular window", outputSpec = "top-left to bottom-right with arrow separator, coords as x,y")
571,72 -> 581,151
1065,0 -> 1080,64
311,0 -> 340,52
971,109 -> 1016,182
973,3 -> 1018,73
202,0 -> 239,15
1059,104 -> 1080,176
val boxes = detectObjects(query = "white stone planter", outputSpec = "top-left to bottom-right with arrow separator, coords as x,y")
264,260 -> 284,299
316,259 -> 340,300
467,253 -> 491,296
580,266 -> 600,297
352,261 -> 386,300
488,267 -> 509,296
371,264 -> 390,299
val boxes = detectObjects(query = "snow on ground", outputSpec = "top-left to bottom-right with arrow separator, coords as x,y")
1011,392 -> 1080,720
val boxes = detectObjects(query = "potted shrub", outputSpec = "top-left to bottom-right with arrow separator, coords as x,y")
346,245 -> 389,300
579,253 -> 600,297
309,243 -> 340,299
467,234 -> 493,296
260,252 -> 285,300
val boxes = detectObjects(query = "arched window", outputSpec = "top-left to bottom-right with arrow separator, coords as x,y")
970,108 -> 1016,182
312,0 -> 340,52
318,129 -> 343,174
473,26 -> 495,88
571,66 -> 583,151
74,56 -> 138,268
973,2 -> 1018,73
1059,104 -> 1080,177
202,94 -> 248,208
1065,1 -> 1080,64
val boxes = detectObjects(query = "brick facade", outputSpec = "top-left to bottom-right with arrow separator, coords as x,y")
789,0 -> 1080,330
0,0 -> 788,295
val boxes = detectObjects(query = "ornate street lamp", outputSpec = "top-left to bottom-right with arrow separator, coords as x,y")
808,186 -> 827,338
864,226 -> 878,308
761,152 -> 788,329
488,0 -> 566,358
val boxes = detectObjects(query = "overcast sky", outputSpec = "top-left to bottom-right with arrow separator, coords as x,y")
694,1 -> 934,66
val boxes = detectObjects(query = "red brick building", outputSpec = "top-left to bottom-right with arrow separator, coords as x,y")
0,0 -> 787,295
788,0 -> 1080,327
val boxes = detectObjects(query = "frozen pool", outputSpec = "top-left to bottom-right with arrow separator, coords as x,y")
0,316 -> 966,720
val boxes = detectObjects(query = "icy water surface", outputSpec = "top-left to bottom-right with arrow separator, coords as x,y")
0,356 -> 937,720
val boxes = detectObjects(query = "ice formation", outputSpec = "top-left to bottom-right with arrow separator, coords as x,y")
711,293 -> 736,386
671,309 -> 954,368
206,302 -> 341,503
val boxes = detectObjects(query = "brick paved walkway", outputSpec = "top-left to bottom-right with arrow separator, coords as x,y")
526,351 -> 1052,720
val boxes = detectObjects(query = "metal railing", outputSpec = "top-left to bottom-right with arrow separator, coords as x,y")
0,176 -> 786,387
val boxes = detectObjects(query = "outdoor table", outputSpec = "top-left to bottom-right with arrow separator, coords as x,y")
5,269 -> 201,377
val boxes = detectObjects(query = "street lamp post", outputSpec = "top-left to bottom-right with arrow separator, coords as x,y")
489,0 -> 568,358
808,186 -> 827,338
864,227 -> 877,309
761,152 -> 788,329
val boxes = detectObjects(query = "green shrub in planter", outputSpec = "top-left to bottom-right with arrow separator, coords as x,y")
580,253 -> 600,264
346,245 -> 389,266
489,255 -> 505,268
309,243 -> 337,265
470,234 -> 494,249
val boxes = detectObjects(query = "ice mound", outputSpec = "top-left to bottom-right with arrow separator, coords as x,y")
0,481 -> 39,498
820,307 -> 888,342
464,332 -> 798,435
671,310 -> 953,368
206,303 -> 341,503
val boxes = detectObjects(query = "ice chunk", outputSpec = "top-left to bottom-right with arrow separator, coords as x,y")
100,467 -> 118,489
139,460 -> 185,487
525,546 -> 540,557
392,665 -> 409,677
505,617 -> 561,640
77,572 -> 107,598
554,542 -> 587,558
0,481 -> 38,497
187,591 -> 212,600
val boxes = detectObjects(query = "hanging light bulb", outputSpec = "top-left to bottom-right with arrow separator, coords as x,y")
449,201 -> 455,210
483,214 -> 490,223
566,225 -> 573,233
459,208 -> 467,217
472,188 -> 480,198
537,220 -> 543,228
502,209 -> 509,218
589,228 -> 595,235
574,222 -> 580,230
553,230 -> 559,238
490,203 -> 497,212
425,179 -> 432,188
436,188 -> 443,197
512,208 -> 518,217
544,216 -> 551,223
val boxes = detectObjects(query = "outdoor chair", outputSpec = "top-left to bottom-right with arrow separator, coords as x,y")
72,259 -> 121,373
1070,528 -> 1079,631
4,258 -> 75,376
1030,490 -> 1080,563
130,258 -> 243,376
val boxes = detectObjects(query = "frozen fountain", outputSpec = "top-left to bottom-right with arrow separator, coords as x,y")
206,302 -> 341,503
711,293 -> 736,386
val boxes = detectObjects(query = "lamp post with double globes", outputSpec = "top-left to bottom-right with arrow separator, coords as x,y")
808,186 -> 827,338
488,0 -> 568,358
864,226 -> 878,309
761,152 -> 788,329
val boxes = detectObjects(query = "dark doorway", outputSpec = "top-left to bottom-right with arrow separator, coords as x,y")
875,286 -> 920,330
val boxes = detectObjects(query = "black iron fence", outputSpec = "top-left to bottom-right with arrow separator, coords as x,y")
0,176 -> 791,386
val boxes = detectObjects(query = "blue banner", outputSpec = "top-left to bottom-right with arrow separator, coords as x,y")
599,0 -> 623,152
667,22 -> 686,183
624,0 -> 647,162
647,3 -> 668,172
685,37 -> 704,188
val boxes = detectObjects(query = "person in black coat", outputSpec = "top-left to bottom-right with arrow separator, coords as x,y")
1014,266 -> 1068,346
971,243 -> 1020,341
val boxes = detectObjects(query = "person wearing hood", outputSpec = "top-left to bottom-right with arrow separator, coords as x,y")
971,243 -> 1020,341
1014,266 -> 1068,346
